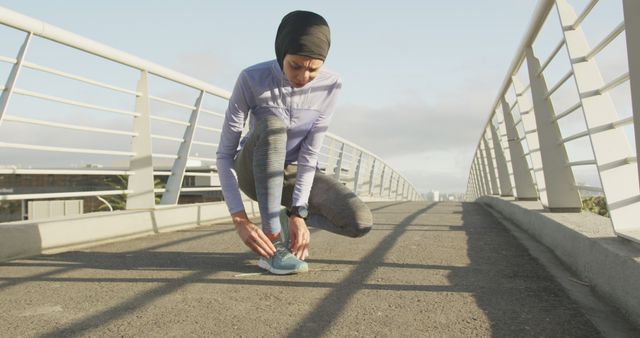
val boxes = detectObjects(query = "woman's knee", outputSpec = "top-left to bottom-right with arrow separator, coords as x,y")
349,204 -> 373,237
308,173 -> 374,237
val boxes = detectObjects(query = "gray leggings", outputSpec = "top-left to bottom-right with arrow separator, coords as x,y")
234,115 -> 373,238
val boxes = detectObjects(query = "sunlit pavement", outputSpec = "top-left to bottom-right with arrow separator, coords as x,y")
0,202 -> 601,337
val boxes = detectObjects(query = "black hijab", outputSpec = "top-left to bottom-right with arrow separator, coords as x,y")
275,10 -> 331,70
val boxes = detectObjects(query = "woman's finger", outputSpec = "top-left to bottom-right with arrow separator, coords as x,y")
255,230 -> 276,254
252,243 -> 270,258
252,236 -> 276,257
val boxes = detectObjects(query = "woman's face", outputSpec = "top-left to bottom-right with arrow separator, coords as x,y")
282,54 -> 324,88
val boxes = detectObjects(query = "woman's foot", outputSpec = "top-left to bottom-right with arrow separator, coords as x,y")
258,238 -> 308,275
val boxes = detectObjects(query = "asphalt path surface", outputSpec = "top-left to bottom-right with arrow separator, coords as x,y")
0,201 -> 603,337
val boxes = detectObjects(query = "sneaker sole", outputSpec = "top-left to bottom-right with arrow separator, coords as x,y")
258,259 -> 309,275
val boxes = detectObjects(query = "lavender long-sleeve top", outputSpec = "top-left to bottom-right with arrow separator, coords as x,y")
216,60 -> 342,214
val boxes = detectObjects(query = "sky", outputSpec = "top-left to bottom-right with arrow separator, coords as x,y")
1,0 -> 609,194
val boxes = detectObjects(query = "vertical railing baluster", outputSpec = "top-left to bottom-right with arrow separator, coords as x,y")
334,143 -> 344,182
353,151 -> 363,193
472,162 -> 481,199
0,32 -> 32,126
368,158 -> 376,197
490,120 -> 513,196
557,0 -> 640,230
379,165 -> 386,197
624,0 -> 640,193
481,133 -> 499,195
512,77 -> 543,195
475,153 -> 488,196
501,96 -> 537,200
325,137 -> 337,176
127,70 -> 156,210
525,46 -> 581,211
160,90 -> 204,205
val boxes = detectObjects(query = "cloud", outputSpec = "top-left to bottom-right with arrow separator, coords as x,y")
171,51 -> 238,90
379,147 -> 473,193
327,73 -> 502,193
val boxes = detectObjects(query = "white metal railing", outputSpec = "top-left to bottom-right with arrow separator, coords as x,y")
0,6 -> 421,222
465,0 -> 640,243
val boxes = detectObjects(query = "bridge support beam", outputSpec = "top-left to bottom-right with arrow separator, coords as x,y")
353,151 -> 363,194
525,47 -> 581,212
512,77 -> 544,200
625,0 -> 640,195
160,91 -> 204,205
557,0 -> 640,238
333,143 -> 344,181
127,71 -> 156,210
379,165 -> 386,197
501,97 -> 537,200
475,152 -> 489,196
490,121 -> 513,196
473,160 -> 483,197
368,158 -> 376,196
481,133 -> 499,195
0,32 -> 31,126
469,159 -> 478,198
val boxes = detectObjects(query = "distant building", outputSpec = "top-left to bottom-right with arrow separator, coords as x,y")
425,190 -> 440,202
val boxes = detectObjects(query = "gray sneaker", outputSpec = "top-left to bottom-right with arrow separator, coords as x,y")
258,239 -> 308,275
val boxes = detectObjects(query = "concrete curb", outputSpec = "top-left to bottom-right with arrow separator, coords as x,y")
0,200 -> 259,262
477,196 -> 640,327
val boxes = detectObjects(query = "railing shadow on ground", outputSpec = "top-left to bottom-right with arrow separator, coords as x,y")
286,201 -> 600,338
0,201 -> 604,337
455,202 -> 600,337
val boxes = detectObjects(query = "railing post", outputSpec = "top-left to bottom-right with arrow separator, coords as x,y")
501,97 -> 537,200
468,161 -> 476,198
353,151 -> 363,194
334,143 -> 344,181
512,77 -> 543,198
126,70 -> 156,210
390,173 -> 396,200
481,133 -> 499,195
0,32 -> 32,126
325,137 -> 337,175
625,0 -> 640,193
557,0 -> 640,233
525,46 -> 581,211
386,171 -> 391,198
368,158 -> 376,196
471,164 -> 480,198
475,152 -> 487,196
394,173 -> 401,200
490,121 -> 513,196
379,165 -> 386,197
160,91 -> 204,205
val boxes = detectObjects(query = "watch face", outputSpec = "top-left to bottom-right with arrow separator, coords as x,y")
298,206 -> 309,218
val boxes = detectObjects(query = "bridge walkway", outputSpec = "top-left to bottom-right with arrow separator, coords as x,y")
0,201 -> 602,337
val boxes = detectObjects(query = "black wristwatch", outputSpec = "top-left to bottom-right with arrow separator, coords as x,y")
287,205 -> 309,219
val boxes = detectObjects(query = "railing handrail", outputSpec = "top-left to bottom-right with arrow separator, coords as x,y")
0,6 -> 231,99
472,0 -> 555,155
0,6 -> 423,209
0,5 -> 411,182
324,133 -> 409,182
466,0 -> 639,244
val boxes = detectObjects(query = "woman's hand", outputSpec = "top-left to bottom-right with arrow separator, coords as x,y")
288,216 -> 310,260
232,211 -> 276,258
